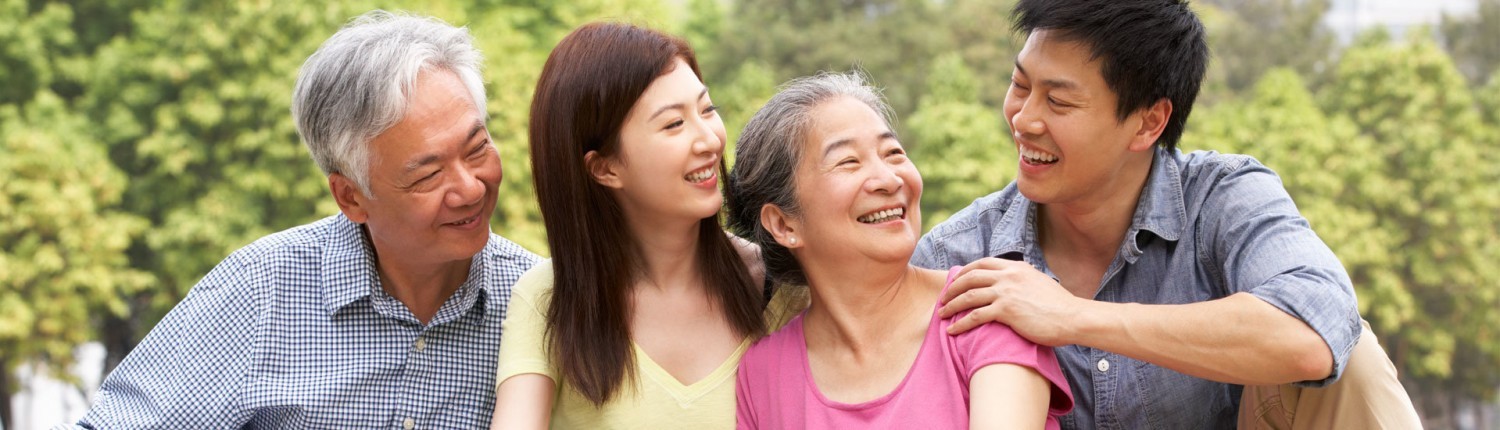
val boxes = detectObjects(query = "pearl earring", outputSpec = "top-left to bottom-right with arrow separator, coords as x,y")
789,236 -> 797,245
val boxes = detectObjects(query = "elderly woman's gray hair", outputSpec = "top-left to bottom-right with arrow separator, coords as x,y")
726,71 -> 894,287
292,10 -> 486,195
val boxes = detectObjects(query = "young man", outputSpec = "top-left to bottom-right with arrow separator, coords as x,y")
913,1 -> 1419,428
68,11 -> 539,428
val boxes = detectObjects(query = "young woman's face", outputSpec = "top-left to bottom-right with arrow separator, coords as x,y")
597,58 -> 728,225
786,96 -> 923,267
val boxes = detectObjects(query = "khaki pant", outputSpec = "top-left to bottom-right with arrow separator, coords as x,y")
1239,320 -> 1423,429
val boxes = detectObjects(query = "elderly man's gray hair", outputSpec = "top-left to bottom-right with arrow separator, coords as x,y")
726,71 -> 894,287
292,10 -> 487,195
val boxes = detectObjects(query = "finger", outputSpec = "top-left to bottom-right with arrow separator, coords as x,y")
940,267 -> 1004,304
954,257 -> 1009,278
946,305 -> 994,335
939,288 -> 985,318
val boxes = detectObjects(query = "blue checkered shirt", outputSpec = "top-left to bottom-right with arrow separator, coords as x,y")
69,214 -> 540,429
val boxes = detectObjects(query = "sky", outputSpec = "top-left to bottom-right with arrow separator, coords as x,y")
1326,0 -> 1480,42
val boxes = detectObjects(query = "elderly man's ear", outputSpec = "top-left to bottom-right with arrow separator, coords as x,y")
760,204 -> 801,249
330,173 -> 370,224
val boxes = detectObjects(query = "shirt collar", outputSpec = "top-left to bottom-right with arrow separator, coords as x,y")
319,214 -> 489,325
988,147 -> 1188,263
321,214 -> 380,314
1123,148 -> 1187,259
987,191 -> 1036,262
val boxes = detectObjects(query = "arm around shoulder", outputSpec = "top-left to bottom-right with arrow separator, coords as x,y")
1199,159 -> 1359,384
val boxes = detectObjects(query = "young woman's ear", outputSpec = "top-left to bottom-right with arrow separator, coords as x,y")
585,150 -> 625,189
760,204 -> 802,249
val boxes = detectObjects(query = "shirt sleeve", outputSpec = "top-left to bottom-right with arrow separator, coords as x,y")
74,253 -> 265,429
735,358 -> 759,430
949,316 -> 1075,417
495,262 -> 560,389
1200,157 -> 1361,386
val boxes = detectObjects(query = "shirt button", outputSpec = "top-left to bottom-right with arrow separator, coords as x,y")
1097,358 -> 1111,372
414,337 -> 427,352
402,417 -> 414,429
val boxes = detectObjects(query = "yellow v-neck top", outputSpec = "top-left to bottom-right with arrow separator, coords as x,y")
495,260 -> 804,429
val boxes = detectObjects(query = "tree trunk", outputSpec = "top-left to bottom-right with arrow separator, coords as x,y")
1,361 -> 13,430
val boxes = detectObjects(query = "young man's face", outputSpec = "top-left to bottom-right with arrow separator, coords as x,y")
1002,29 -> 1157,208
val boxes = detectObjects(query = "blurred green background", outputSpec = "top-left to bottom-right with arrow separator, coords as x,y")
2,0 -> 1498,427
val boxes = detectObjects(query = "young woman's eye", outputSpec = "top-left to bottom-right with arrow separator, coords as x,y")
702,105 -> 719,116
664,119 -> 684,130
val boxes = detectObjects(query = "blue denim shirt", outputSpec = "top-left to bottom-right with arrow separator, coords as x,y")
912,148 -> 1360,429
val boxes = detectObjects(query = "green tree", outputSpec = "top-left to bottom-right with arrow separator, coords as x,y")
1197,0 -> 1337,98
0,92 -> 151,428
907,54 -> 1014,230
1320,31 -> 1500,419
74,1 -> 368,372
708,0 -> 952,121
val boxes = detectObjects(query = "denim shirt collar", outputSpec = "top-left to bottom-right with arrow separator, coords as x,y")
320,214 -> 487,325
988,147 -> 1188,264
1122,148 -> 1188,261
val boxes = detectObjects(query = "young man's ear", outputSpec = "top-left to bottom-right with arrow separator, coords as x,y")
330,173 -> 370,224
584,150 -> 624,189
1130,98 -> 1173,152
760,204 -> 802,249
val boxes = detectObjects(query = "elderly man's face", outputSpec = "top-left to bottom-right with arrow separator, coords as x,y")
339,69 -> 501,269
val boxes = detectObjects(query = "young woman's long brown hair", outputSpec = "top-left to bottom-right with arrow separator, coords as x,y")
528,22 -> 765,406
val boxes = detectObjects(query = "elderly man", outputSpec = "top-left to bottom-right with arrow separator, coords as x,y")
70,11 -> 538,428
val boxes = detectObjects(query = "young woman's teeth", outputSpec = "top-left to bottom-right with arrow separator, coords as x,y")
858,208 -> 905,224
1021,147 -> 1058,164
685,168 -> 714,183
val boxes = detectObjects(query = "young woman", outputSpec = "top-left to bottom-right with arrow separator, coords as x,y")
726,72 -> 1074,429
491,22 -> 798,429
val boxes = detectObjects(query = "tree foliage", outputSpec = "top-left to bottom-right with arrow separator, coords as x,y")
908,54 -> 1015,229
0,91 -> 152,425
1323,32 -> 1500,401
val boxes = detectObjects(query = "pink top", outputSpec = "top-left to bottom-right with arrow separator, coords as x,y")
736,268 -> 1074,429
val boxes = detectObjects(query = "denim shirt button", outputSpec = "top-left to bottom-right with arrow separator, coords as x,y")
1097,358 -> 1111,372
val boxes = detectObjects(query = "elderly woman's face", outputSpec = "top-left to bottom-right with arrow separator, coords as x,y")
787,96 -> 923,265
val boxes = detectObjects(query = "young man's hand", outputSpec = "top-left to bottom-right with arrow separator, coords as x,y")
938,257 -> 1091,346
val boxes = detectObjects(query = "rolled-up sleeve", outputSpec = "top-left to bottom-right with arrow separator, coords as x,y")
1201,157 -> 1361,386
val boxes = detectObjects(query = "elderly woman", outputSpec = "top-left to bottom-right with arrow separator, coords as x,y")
727,72 -> 1074,429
